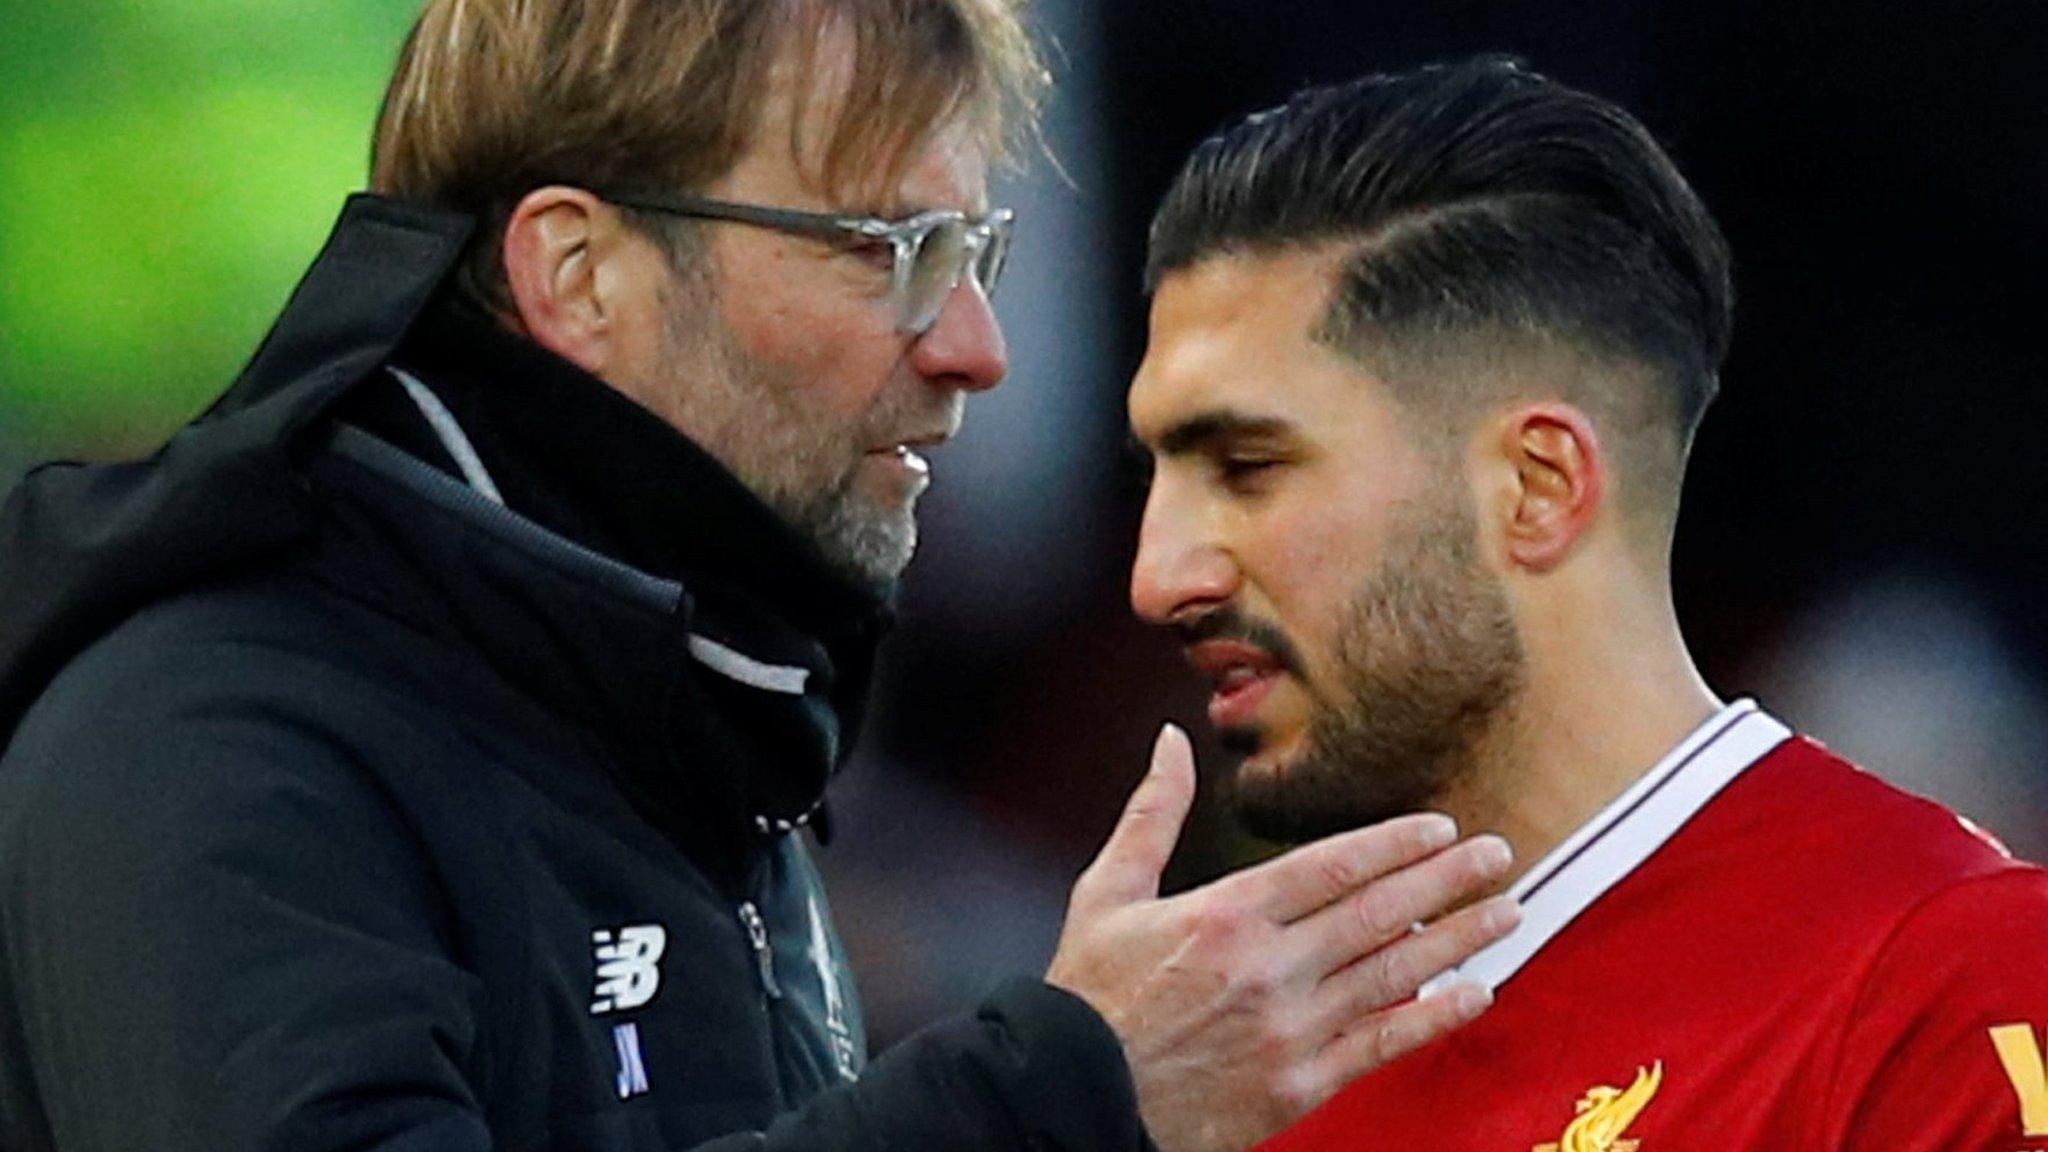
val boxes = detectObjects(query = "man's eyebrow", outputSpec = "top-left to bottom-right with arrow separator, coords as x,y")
1150,410 -> 1297,458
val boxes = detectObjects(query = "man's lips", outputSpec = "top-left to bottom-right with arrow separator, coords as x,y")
870,444 -> 931,480
1186,639 -> 1285,730
864,430 -> 953,485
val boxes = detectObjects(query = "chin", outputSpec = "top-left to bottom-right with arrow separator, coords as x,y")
802,492 -> 918,589
1219,723 -> 1305,776
1223,734 -> 1429,846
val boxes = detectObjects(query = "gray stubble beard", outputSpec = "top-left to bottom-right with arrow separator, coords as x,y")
657,297 -> 929,593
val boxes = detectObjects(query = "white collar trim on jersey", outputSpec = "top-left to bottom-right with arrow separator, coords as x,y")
1422,698 -> 1793,998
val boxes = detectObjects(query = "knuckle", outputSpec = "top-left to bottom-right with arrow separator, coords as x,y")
1368,1010 -> 1425,1065
1269,1065 -> 1324,1117
1188,901 -> 1249,949
1225,952 -> 1283,1002
1250,1015 -> 1295,1066
1454,908 -> 1500,952
1313,850 -> 1363,896
1267,1011 -> 1304,1051
1351,1017 -> 1397,1069
1349,890 -> 1404,945
1067,864 -> 1101,897
1065,871 -> 1106,912
1356,942 -> 1408,1001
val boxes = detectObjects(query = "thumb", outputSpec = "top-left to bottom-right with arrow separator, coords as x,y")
1070,723 -> 1197,915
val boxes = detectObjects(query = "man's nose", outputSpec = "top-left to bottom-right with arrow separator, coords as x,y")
908,278 -> 1007,392
1129,492 -> 1240,626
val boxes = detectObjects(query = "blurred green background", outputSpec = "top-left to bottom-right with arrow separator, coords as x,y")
0,1 -> 420,460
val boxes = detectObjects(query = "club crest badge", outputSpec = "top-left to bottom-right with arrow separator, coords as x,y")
1533,1061 -> 1663,1152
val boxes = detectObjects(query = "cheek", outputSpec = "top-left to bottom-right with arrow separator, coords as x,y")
717,277 -> 904,417
1247,497 -> 1390,675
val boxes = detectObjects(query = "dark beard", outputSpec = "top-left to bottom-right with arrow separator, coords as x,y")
1229,482 -> 1525,845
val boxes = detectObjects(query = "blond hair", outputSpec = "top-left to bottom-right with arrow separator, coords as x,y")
369,0 -> 1046,306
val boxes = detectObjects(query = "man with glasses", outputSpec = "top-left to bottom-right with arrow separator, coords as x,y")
0,3 -> 1517,1151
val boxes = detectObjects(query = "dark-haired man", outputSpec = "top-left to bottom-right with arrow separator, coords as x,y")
1129,58 -> 2048,1149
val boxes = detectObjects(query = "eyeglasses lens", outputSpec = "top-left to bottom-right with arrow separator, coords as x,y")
900,216 -> 1012,334
974,224 -> 1010,296
903,220 -> 967,333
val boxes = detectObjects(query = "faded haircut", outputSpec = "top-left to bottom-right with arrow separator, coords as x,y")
370,0 -> 1047,310
1147,58 -> 1734,538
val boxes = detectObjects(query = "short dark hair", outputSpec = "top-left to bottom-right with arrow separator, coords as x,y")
1147,58 -> 1733,528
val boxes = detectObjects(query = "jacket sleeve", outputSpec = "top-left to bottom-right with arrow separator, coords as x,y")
0,664 -> 495,1152
690,978 -> 1153,1152
1827,867 -> 2048,1150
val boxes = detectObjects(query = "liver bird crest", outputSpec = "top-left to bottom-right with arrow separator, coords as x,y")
1533,1061 -> 1663,1152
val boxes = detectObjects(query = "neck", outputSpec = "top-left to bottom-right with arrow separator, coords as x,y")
1437,578 -> 1720,890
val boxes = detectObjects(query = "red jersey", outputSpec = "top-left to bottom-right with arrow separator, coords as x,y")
1268,700 -> 2048,1152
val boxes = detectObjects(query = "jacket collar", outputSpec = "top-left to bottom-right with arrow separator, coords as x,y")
309,421 -> 883,856
380,297 -> 892,639
325,235 -> 896,852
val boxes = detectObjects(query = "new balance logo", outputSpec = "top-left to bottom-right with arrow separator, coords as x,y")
590,924 -> 667,1015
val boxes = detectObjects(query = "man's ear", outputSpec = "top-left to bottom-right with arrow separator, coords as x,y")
1495,402 -> 1606,572
501,186 -> 622,376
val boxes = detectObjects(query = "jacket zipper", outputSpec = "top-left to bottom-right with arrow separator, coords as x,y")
737,901 -> 784,1000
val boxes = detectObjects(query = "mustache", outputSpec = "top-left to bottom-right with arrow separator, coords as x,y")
1173,607 -> 1306,677
868,390 -> 964,448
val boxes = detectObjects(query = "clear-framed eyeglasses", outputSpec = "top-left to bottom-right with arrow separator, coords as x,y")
600,190 -> 1015,336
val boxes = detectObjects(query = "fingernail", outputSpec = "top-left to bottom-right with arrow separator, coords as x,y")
1151,722 -> 1182,756
1481,898 -> 1520,935
1473,835 -> 1513,874
1455,982 -> 1495,1017
1418,812 -> 1458,849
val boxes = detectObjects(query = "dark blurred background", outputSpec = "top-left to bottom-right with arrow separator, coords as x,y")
5,1 -> 2046,1046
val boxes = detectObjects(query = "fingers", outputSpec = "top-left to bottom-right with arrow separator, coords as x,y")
1068,724 -> 1198,915
1291,834 -> 1514,979
1305,894 -> 1519,1039
1221,811 -> 1461,924
1306,981 -> 1495,1102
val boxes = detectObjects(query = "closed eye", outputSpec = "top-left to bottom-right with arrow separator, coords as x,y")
1214,455 -> 1285,492
846,239 -> 895,271
1141,409 -> 1302,497
1218,456 -> 1279,477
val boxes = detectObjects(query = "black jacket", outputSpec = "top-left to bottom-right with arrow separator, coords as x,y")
0,196 -> 1148,1152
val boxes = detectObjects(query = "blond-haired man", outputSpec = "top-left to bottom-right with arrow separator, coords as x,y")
0,4 -> 1516,1151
